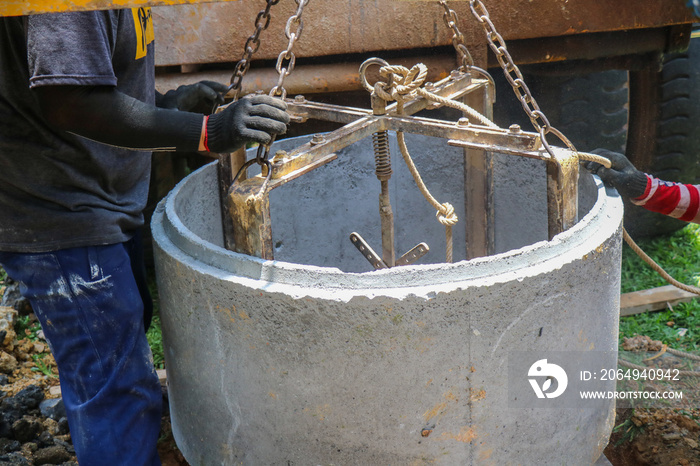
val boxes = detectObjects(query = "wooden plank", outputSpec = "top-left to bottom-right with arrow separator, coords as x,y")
620,285 -> 697,317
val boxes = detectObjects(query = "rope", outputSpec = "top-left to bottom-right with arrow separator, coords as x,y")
623,229 -> 700,295
397,131 -> 458,262
375,64 -> 459,262
416,88 -> 498,128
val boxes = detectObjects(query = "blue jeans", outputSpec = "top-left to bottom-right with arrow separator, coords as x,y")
0,236 -> 162,466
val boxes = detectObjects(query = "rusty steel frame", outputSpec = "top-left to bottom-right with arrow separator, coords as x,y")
228,69 -> 580,260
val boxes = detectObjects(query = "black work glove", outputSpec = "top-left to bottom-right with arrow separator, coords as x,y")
206,94 -> 290,153
584,148 -> 648,199
157,81 -> 228,113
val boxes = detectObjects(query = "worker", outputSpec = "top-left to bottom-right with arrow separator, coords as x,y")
586,149 -> 700,224
0,8 -> 289,466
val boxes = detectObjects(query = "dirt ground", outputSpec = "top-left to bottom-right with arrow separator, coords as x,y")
2,308 -> 698,465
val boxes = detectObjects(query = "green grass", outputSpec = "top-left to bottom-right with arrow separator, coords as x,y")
146,270 -> 165,369
619,224 -> 700,352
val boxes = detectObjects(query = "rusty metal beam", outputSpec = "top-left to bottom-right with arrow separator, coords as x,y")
154,56 -> 458,98
150,1 -> 694,68
1,0 -> 237,17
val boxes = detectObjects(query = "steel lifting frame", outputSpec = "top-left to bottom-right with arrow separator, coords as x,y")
227,68 -> 579,261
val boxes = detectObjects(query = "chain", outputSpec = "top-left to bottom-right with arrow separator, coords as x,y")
438,0 -> 474,70
437,1 -> 495,105
227,0 -> 280,101
269,0 -> 309,100
468,0 -> 576,156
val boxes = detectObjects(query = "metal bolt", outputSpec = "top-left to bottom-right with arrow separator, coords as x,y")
310,133 -> 326,145
294,95 -> 306,103
509,124 -> 521,133
457,117 -> 470,126
450,70 -> 462,79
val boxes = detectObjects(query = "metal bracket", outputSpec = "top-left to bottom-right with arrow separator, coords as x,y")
350,232 -> 429,269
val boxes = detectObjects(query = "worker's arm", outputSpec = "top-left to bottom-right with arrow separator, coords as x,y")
586,149 -> 700,224
34,85 -> 289,153
155,80 -> 228,114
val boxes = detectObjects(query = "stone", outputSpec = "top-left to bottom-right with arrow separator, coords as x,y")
0,416 -> 12,439
0,283 -> 31,316
35,430 -> 54,448
11,417 -> 43,443
0,437 -> 21,453
684,437 -> 698,449
0,350 -> 18,374
0,374 -> 8,386
0,306 -> 17,350
14,385 -> 44,411
39,399 -> 65,421
33,445 -> 71,465
55,418 -> 69,436
0,451 -> 31,465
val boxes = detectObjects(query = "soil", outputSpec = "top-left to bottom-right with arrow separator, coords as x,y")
1,293 -> 698,465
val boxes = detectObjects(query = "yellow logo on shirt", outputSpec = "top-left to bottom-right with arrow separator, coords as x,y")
132,7 -> 154,60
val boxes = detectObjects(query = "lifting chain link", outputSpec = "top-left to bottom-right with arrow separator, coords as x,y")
438,0 -> 474,70
468,0 -> 577,157
269,0 -> 309,100
228,0 -> 280,101
239,0 -> 309,195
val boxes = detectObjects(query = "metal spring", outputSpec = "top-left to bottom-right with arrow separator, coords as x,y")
373,130 -> 392,181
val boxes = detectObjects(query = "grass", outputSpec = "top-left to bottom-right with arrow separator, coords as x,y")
619,223 -> 700,352
146,270 -> 165,370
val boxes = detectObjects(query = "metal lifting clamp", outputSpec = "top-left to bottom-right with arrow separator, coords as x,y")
223,0 -> 587,269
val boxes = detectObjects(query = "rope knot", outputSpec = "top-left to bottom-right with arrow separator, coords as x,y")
374,64 -> 428,102
436,202 -> 458,226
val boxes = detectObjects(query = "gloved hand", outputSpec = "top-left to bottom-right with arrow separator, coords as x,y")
157,81 -> 228,113
205,94 -> 290,153
584,148 -> 648,199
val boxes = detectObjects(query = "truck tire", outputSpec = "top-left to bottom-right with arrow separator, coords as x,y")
492,42 -> 700,238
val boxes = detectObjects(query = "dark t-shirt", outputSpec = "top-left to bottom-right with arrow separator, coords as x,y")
0,9 -> 155,252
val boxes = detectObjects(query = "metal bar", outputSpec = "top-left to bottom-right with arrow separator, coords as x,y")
462,84 -> 495,260
1,0 -> 238,16
349,232 -> 387,270
269,117 -> 382,187
388,116 -> 540,152
228,179 -> 274,260
370,93 -> 396,268
546,147 -> 579,239
282,75 -> 489,125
